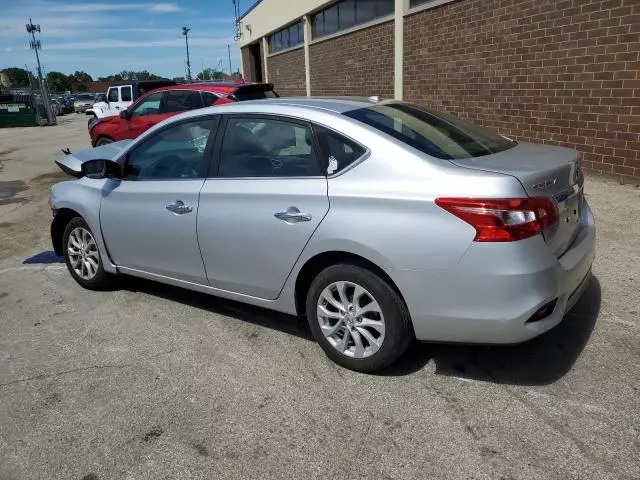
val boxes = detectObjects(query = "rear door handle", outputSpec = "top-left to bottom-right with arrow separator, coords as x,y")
166,199 -> 193,215
274,207 -> 312,223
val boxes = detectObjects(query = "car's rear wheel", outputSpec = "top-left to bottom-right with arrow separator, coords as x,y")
306,264 -> 412,373
63,217 -> 114,290
95,136 -> 114,147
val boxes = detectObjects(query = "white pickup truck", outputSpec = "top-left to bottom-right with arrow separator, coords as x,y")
86,80 -> 176,124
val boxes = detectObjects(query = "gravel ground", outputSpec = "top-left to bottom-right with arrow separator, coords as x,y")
0,115 -> 639,480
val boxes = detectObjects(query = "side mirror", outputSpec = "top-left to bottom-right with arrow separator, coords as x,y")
119,109 -> 129,119
81,159 -> 122,180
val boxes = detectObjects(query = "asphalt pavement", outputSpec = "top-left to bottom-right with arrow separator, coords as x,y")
0,115 -> 639,479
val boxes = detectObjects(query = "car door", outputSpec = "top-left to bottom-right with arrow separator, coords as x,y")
105,86 -> 121,116
100,115 -> 219,284
126,91 -> 167,139
197,115 -> 329,299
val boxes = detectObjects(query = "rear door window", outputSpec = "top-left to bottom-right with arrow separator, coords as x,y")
161,90 -> 205,113
121,86 -> 132,102
218,117 -> 319,177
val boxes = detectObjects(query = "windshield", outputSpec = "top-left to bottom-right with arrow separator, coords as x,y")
77,94 -> 94,101
343,103 -> 516,159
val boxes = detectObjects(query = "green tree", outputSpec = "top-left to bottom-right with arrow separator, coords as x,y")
3,67 -> 30,87
196,68 -> 224,81
46,71 -> 71,92
70,70 -> 93,83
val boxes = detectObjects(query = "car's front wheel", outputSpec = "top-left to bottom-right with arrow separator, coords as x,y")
306,264 -> 413,373
63,217 -> 114,290
95,136 -> 114,147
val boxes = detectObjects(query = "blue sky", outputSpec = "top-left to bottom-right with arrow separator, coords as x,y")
0,0 -> 258,79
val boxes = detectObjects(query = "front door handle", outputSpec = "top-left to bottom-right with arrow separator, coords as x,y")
166,199 -> 193,215
274,207 -> 312,224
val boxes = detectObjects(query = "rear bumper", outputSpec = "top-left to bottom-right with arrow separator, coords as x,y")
392,200 -> 596,344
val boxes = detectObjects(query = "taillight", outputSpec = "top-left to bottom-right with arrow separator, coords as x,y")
435,197 -> 558,242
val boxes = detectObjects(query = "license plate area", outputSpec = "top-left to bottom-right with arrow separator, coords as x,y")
556,189 -> 582,228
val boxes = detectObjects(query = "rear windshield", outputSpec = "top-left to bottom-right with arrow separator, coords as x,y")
343,103 -> 516,159
234,86 -> 279,101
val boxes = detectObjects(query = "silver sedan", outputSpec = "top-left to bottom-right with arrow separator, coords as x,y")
50,98 -> 595,372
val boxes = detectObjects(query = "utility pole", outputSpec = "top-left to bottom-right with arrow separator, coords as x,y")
26,19 -> 55,124
182,26 -> 191,82
227,44 -> 233,77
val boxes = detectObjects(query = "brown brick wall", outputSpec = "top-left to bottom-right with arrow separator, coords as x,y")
404,0 -> 640,180
310,21 -> 394,97
268,47 -> 306,96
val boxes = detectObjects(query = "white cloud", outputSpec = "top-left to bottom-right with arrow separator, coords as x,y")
4,47 -> 12,52
41,2 -> 181,14
149,3 -> 181,13
47,38 -> 232,50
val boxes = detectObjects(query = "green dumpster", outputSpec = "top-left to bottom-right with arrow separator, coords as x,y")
0,101 -> 38,127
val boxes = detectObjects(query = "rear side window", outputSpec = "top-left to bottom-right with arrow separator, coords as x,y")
343,103 -> 516,159
121,86 -> 132,102
161,90 -> 204,113
314,126 -> 365,175
201,91 -> 220,105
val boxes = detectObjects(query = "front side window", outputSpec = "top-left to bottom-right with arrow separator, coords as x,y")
107,87 -> 119,102
344,103 -> 517,159
130,92 -> 163,117
161,90 -> 204,113
218,117 -> 319,178
121,86 -> 132,102
124,118 -> 217,180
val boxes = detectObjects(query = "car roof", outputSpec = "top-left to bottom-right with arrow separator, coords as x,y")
159,97 -> 390,127
227,96 -> 383,113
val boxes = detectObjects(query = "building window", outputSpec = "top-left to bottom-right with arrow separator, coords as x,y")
269,20 -> 304,53
409,0 -> 437,7
312,0 -> 394,39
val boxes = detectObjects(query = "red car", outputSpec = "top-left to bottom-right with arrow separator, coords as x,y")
89,82 -> 278,146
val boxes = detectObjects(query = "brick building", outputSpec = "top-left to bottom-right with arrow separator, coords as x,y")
238,0 -> 640,181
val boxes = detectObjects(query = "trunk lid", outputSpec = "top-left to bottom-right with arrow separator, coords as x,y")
450,142 -> 584,257
55,140 -> 133,177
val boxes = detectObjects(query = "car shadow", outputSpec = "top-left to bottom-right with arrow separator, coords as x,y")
378,275 -> 602,384
22,251 -> 65,264
116,274 -> 599,384
120,276 -> 314,341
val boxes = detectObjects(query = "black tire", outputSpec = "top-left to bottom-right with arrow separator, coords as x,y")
62,217 -> 115,290
95,136 -> 114,147
306,264 -> 413,373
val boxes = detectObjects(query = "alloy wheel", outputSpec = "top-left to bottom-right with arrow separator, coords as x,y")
316,281 -> 386,359
67,227 -> 100,280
